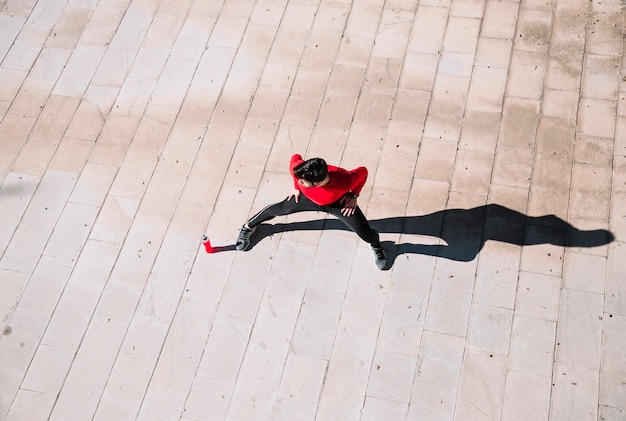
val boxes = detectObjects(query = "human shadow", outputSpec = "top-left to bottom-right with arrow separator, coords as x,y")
245,204 -> 614,268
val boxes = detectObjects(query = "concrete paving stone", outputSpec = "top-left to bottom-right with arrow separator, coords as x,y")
599,313 -> 626,410
374,142 -> 419,191
542,88 -> 580,120
208,0 -> 254,49
28,225 -> 87,302
563,251 -> 607,293
527,185 -> 569,224
109,212 -> 170,283
0,368 -> 23,420
399,52 -> 438,91
0,14 -> 24,62
451,149 -> 494,197
475,37 -> 513,69
269,398 -> 316,421
134,387 -> 187,421
599,406 -> 626,421
531,154 -> 572,191
556,288 -> 604,369
4,389 -> 55,421
550,362 -> 599,420
20,344 -> 75,395
353,92 -> 393,127
508,315 -> 556,377
514,9 -> 553,53
344,0 -> 384,39
134,270 -> 193,324
362,396 -> 408,421
408,6 -> 448,55
507,50 -> 547,100
574,134 -> 614,167
520,237 -> 565,276
335,35 -> 374,68
7,77 -> 54,119
481,0 -> 519,40
231,24 -> 276,73
407,381 -> 458,421
424,270 -> 474,337
429,74 -> 470,117
363,58 -> 404,95
474,242 -> 520,309
467,303 -> 513,355
248,86 -> 289,122
423,113 -> 463,142
13,140 -> 57,177
0,268 -> 27,330
226,352 -> 284,420
2,0 -> 37,18
317,94 -> 358,130
0,114 -> 36,156
377,291 -> 425,355
139,173 -> 186,217
45,6 -> 93,50
155,124 -> 205,177
443,16 -> 480,54
196,318 -> 252,382
501,371 -> 551,421
98,318 -> 168,407
69,162 -> 117,207
450,0 -> 484,18
545,53 -> 584,91
466,66 -> 507,113
606,242 -> 626,316
455,349 -> 507,420
0,223 -> 52,273
536,116 -> 575,159
582,54 -> 621,100
515,271 -> 562,321
438,51 -> 474,77
371,9 -> 414,60
316,320 -> 378,421
298,5 -> 350,73
579,98 -> 618,140
340,245 -> 391,325
492,147 -> 534,189
247,293 -> 303,358
326,65 -> 365,96
412,331 -> 464,399
52,45 -> 106,98
276,354 -> 326,403
367,350 -> 417,403
586,1 -> 623,56
0,308 -> 47,374
183,377 -> 234,421
0,68 -> 26,106
458,110 -> 500,152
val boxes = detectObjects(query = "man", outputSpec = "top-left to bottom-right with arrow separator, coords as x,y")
236,154 -> 387,270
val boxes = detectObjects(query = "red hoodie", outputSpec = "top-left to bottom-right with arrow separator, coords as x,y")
289,154 -> 368,206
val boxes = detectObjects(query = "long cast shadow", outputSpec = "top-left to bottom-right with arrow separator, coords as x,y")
246,204 -> 615,267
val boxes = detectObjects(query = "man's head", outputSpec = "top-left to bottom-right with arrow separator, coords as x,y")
293,158 -> 328,186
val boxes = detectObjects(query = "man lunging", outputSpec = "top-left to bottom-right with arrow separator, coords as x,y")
236,154 -> 387,270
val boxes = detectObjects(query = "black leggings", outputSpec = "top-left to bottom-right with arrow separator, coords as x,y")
246,195 -> 380,247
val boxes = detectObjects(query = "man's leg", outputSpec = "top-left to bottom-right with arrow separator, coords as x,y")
236,195 -> 320,250
328,206 -> 387,269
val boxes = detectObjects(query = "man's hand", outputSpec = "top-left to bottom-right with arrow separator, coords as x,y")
287,188 -> 301,203
340,193 -> 358,217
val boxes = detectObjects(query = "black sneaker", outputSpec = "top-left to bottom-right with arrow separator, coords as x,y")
371,245 -> 387,270
236,225 -> 256,251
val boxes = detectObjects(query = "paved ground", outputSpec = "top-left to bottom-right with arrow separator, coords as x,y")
0,0 -> 625,420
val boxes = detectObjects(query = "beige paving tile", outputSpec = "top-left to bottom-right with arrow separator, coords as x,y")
578,97 -> 617,138
481,0 -> 519,39
247,293 -> 302,358
408,6 -> 447,54
377,291 -> 425,355
555,288 -> 604,369
316,320 -> 378,420
514,9 -> 552,53
515,271 -> 561,321
424,270 -> 474,337
409,333 -> 464,417
501,371 -> 551,421
226,352 -> 284,420
367,350 -> 416,403
508,315 -> 556,378
4,389 -> 55,421
467,304 -> 513,355
276,354 -> 326,403
362,397 -> 408,421
474,242 -> 521,309
599,313 -> 626,411
550,362 -> 599,420
492,148 -> 534,189
183,377 -> 234,421
455,349 -> 507,420
466,66 -> 507,113
507,50 -> 547,100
